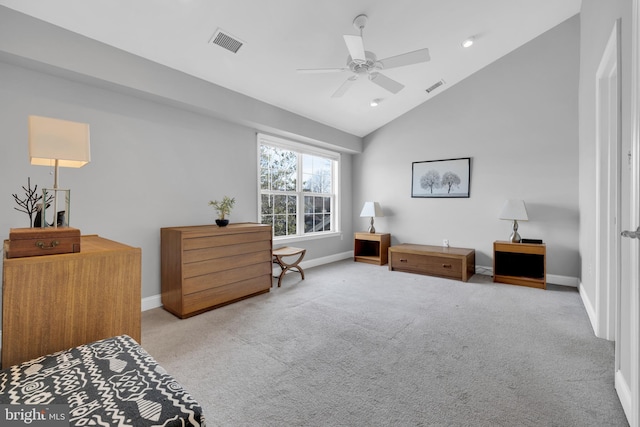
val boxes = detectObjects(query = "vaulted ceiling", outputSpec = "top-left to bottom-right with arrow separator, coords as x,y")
0,0 -> 581,137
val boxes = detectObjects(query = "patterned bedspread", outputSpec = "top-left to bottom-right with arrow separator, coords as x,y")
0,335 -> 205,426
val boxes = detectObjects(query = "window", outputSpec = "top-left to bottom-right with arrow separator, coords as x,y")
258,133 -> 339,239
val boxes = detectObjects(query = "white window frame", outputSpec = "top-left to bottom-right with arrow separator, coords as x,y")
257,133 -> 341,242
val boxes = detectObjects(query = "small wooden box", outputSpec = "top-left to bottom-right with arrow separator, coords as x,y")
7,227 -> 81,258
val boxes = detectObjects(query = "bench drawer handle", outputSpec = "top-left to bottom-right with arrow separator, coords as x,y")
400,259 -> 408,263
442,264 -> 452,269
36,240 -> 60,250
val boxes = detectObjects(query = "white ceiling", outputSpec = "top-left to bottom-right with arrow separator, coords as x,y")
0,0 -> 581,137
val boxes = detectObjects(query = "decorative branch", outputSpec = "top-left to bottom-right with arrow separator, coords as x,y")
12,177 -> 53,227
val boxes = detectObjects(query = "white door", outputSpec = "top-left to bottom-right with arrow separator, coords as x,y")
616,2 -> 640,425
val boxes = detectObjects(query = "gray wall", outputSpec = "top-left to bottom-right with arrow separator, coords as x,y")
354,16 -> 580,283
1,5 -> 612,304
578,1 -> 633,320
0,8 -> 356,305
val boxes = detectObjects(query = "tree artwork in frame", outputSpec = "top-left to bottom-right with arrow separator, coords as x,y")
411,157 -> 471,198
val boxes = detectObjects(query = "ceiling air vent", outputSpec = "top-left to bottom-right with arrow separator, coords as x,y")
210,29 -> 244,53
426,79 -> 445,94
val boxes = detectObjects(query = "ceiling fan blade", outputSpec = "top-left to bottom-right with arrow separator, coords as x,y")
297,67 -> 349,74
369,72 -> 404,94
379,48 -> 430,70
343,35 -> 366,63
331,75 -> 358,98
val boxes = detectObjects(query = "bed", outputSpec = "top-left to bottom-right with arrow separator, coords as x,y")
0,335 -> 205,426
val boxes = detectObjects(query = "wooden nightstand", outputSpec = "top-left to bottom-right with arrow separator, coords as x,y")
493,241 -> 546,289
354,232 -> 390,265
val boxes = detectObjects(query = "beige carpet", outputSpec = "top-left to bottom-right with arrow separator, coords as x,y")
142,260 -> 628,427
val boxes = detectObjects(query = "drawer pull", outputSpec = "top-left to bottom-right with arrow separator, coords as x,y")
400,259 -> 408,263
442,264 -> 452,269
36,240 -> 60,250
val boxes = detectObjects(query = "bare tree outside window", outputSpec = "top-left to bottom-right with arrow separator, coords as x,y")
259,135 -> 338,238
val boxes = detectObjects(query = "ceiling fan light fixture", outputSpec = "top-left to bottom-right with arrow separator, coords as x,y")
353,14 -> 368,31
300,13 -> 430,98
462,37 -> 475,48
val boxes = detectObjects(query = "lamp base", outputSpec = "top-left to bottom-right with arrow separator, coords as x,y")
368,217 -> 376,233
509,220 -> 521,243
42,188 -> 70,228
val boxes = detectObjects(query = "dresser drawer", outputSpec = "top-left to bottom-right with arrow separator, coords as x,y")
183,261 -> 272,295
183,249 -> 271,279
183,230 -> 271,251
183,275 -> 271,316
184,240 -> 271,264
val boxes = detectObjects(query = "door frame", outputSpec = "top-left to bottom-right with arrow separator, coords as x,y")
595,19 -> 621,341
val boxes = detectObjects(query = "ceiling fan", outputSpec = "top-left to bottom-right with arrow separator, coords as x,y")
297,14 -> 430,98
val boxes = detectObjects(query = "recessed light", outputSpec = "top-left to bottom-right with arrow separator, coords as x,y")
462,37 -> 475,48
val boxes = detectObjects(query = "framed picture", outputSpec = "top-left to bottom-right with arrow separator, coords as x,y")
411,157 -> 471,198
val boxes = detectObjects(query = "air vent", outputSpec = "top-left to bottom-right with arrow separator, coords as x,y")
426,79 -> 445,93
210,29 -> 244,53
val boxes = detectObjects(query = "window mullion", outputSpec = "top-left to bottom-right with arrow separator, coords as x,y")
297,152 -> 304,236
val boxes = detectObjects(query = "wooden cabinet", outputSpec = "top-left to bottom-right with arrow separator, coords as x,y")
2,235 -> 141,368
354,232 -> 391,265
161,223 -> 272,318
493,241 -> 546,289
389,244 -> 475,282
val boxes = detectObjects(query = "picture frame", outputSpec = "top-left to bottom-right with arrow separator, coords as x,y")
411,157 -> 471,198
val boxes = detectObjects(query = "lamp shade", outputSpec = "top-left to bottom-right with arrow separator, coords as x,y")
360,201 -> 384,218
499,199 -> 528,221
29,115 -> 91,168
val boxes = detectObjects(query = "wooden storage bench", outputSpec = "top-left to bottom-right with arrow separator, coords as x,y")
389,244 -> 475,282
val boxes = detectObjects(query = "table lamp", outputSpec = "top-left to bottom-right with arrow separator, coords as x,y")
499,199 -> 528,243
360,201 -> 383,233
28,115 -> 91,228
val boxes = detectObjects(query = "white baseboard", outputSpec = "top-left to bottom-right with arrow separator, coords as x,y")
142,257 -> 577,312
475,265 -> 578,287
547,274 -> 580,287
615,369 -> 634,425
142,251 -> 355,312
579,281 -> 599,336
300,250 -> 353,269
142,294 -> 163,312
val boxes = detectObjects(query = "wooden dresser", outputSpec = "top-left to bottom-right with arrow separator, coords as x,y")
389,244 -> 475,282
161,223 -> 272,318
2,235 -> 141,368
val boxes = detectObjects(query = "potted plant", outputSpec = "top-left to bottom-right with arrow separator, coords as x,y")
209,196 -> 236,227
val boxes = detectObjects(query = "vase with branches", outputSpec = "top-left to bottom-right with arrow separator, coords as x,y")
12,177 -> 53,227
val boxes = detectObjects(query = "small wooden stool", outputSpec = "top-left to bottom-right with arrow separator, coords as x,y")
273,246 -> 306,287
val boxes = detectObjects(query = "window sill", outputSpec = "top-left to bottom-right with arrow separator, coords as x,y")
273,231 -> 342,245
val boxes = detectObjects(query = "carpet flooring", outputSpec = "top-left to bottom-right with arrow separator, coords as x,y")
142,260 -> 629,426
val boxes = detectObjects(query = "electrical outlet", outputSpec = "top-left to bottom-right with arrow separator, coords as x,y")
443,239 -> 449,247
